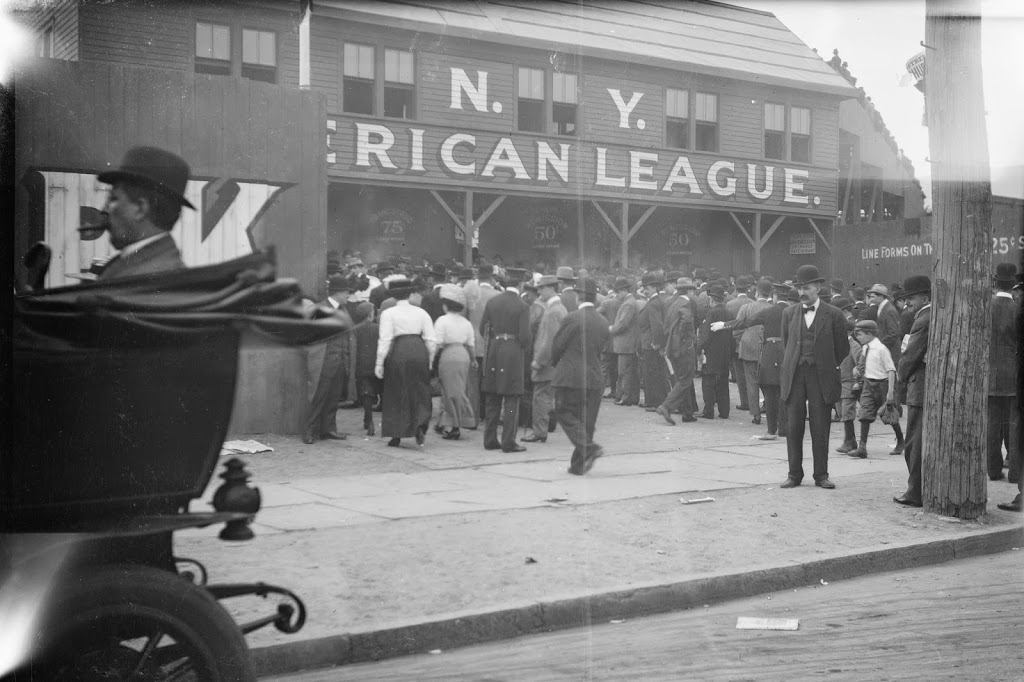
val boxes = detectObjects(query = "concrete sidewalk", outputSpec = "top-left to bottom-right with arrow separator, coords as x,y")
175,390 -> 1024,677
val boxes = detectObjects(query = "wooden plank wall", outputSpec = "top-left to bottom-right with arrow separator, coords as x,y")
14,59 -> 327,433
18,0 -> 78,61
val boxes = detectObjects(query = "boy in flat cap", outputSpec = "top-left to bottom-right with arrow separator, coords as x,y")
846,320 -> 897,459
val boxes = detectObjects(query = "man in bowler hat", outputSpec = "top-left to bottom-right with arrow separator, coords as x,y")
894,274 -> 931,507
778,265 -> 848,489
95,146 -> 193,279
988,263 -> 1020,483
551,278 -> 610,475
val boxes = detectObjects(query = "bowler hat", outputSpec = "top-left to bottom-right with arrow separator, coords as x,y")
578,277 -> 599,297
693,268 -> 709,280
478,263 -> 494,278
830,278 -> 845,293
736,275 -> 755,289
641,270 -> 665,287
708,284 -> 726,301
793,265 -> 825,286
773,282 -> 792,295
756,278 -> 774,297
666,270 -> 682,282
556,266 -> 577,281
851,286 -> 865,300
676,277 -> 696,291
613,277 -> 632,292
899,274 -> 931,299
327,274 -> 348,294
785,288 -> 800,303
867,283 -> 891,298
537,274 -> 560,288
385,275 -> 417,295
429,263 -> 448,278
456,267 -> 475,280
994,262 -> 1018,285
98,146 -> 195,209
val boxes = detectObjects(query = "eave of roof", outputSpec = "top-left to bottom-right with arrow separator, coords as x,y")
314,0 -> 860,98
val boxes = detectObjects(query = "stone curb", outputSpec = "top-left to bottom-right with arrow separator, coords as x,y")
251,525 -> 1023,678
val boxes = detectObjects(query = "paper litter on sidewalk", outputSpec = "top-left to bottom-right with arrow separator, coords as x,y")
680,496 -> 715,505
736,617 -> 799,631
220,439 -> 274,455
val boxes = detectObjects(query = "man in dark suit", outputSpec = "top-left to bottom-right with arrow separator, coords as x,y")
998,270 -> 1024,512
987,263 -> 1020,482
95,147 -> 191,280
551,278 -> 610,475
419,263 -> 448,322
697,285 -> 733,419
480,273 -> 533,452
894,275 -> 931,507
865,283 -> 906,454
609,277 -> 641,405
638,271 -> 670,410
725,275 -> 754,410
779,265 -> 849,489
656,277 -> 700,424
303,274 -> 357,444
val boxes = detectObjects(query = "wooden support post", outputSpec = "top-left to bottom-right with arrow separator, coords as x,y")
591,201 -> 621,239
620,202 -> 629,269
464,191 -> 474,265
577,200 -> 585,265
806,218 -> 832,253
728,211 -> 757,249
760,215 -> 785,247
921,0 -> 992,518
753,212 -> 762,272
867,180 -> 880,222
299,0 -> 311,90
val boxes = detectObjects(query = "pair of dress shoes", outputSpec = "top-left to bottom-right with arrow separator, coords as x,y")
568,447 -> 603,476
780,478 -> 835,489
302,431 -> 347,444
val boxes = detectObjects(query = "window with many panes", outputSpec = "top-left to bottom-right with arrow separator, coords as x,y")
665,88 -> 689,149
552,72 -> 578,136
343,43 -> 375,115
764,103 -> 786,160
195,22 -> 231,76
518,67 -> 545,133
241,29 -> 276,83
384,49 -> 415,119
695,93 -> 717,152
791,106 -> 811,163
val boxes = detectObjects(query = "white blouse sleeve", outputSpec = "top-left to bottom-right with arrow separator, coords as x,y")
434,316 -> 449,347
376,307 -> 395,372
421,308 -> 438,362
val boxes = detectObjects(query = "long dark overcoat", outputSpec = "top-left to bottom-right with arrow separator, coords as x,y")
480,290 -> 532,395
779,301 -> 848,404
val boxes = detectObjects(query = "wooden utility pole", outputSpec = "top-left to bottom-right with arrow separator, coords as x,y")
921,0 -> 992,518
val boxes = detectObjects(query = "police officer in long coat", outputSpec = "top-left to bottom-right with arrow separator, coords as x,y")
480,273 -> 533,452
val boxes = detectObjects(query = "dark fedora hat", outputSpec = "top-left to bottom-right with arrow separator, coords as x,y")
831,296 -> 854,311
614,277 -> 633,291
429,262 -> 448,278
98,146 -> 194,209
899,274 -> 931,299
994,262 -> 1018,284
793,265 -> 825,287
708,284 -> 726,301
478,263 -> 495,278
641,270 -> 665,287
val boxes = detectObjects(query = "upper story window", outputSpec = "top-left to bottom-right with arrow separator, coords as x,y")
343,43 -> 375,115
764,103 -> 812,163
383,49 -> 415,119
552,72 -> 578,136
37,23 -> 54,58
518,67 -> 545,133
241,29 -> 277,84
695,93 -> 718,152
791,106 -> 811,163
665,88 -> 689,149
764,103 -> 786,160
195,22 -> 231,76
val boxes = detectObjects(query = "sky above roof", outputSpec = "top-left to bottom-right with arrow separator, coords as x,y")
736,0 -> 1024,203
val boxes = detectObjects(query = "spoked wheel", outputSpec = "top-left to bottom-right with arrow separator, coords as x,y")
28,565 -> 255,682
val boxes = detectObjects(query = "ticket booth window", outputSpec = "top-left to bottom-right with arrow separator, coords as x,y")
384,49 -> 416,119
552,72 -> 578,136
665,88 -> 689,149
695,93 -> 718,152
343,43 -> 376,115
518,67 -> 545,133
764,103 -> 786,160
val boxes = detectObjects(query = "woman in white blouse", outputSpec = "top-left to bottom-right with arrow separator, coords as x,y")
374,277 -> 438,447
433,284 -> 477,440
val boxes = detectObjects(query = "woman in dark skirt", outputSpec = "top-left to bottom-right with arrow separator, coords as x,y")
374,277 -> 438,447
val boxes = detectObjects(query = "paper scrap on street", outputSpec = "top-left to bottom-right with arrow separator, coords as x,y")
221,439 -> 274,455
736,617 -> 799,631
680,497 -> 715,505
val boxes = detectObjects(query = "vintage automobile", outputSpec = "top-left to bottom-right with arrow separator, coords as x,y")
2,247 -> 346,681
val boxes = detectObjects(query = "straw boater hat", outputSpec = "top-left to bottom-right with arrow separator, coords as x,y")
97,146 -> 195,209
641,270 -> 665,287
439,283 -> 466,307
866,283 -> 891,298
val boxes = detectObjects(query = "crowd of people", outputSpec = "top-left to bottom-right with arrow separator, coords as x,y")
303,250 -> 1022,507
